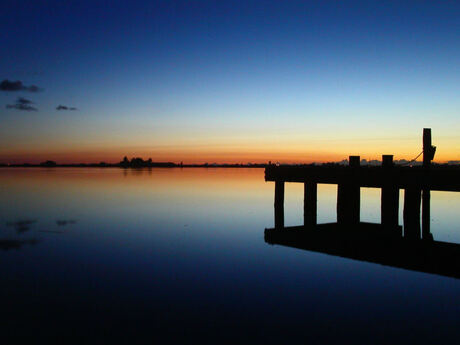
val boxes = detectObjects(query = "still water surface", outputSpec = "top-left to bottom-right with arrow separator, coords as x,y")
1,168 -> 459,343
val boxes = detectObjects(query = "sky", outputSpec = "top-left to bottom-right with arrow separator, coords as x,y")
0,0 -> 459,164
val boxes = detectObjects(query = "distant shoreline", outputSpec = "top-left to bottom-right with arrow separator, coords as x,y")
1,156 -> 459,169
0,163 -> 268,168
1,163 -> 459,169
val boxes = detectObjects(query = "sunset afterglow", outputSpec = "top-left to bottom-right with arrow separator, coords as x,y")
1,2 -> 459,163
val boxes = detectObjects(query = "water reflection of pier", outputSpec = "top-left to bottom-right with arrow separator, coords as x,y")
265,129 -> 460,240
264,224 -> 460,279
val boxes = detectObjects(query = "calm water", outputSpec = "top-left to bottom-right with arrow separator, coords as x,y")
1,168 -> 459,344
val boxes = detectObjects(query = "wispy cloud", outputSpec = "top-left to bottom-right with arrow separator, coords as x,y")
0,79 -> 42,92
6,97 -> 38,111
56,219 -> 77,226
0,239 -> 39,251
6,219 -> 38,233
56,105 -> 77,111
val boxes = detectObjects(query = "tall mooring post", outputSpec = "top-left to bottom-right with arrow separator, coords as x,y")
422,128 -> 434,240
403,128 -> 434,239
381,155 -> 399,230
337,156 -> 360,225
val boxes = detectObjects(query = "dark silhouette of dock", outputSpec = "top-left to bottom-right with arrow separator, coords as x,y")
264,129 -> 460,278
265,129 -> 460,237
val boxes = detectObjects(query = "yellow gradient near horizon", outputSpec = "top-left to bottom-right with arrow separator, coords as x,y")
1,132 -> 458,164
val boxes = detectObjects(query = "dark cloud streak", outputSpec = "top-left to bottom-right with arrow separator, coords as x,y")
0,79 -> 42,92
56,105 -> 77,111
6,97 -> 38,111
6,219 -> 38,233
17,97 -> 33,104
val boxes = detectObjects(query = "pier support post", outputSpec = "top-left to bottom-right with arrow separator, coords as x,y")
274,180 -> 285,229
422,128 -> 433,240
304,182 -> 317,228
422,189 -> 432,240
423,128 -> 433,167
337,156 -> 360,226
403,188 -> 421,239
381,155 -> 399,230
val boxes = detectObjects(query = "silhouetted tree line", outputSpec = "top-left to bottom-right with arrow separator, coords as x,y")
40,160 -> 57,167
119,156 -> 175,168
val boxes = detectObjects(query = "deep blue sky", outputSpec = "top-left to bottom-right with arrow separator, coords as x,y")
1,1 -> 459,163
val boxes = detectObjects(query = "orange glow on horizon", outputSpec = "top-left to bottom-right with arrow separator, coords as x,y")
1,132 -> 458,165
0,147 -> 458,165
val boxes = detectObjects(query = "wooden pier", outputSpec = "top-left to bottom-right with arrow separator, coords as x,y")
265,129 -> 460,239
264,129 -> 460,278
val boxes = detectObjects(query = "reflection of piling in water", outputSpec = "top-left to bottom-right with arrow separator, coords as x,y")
264,224 -> 460,280
267,129 -> 459,239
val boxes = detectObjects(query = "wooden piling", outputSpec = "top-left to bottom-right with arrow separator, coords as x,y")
337,156 -> 360,225
349,156 -> 360,168
423,128 -> 432,167
304,182 -> 317,228
422,128 -> 433,240
422,189 -> 432,240
381,155 -> 399,230
382,154 -> 394,168
274,180 -> 285,229
403,188 -> 421,239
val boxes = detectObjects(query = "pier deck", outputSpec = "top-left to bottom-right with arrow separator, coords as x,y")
265,164 -> 460,192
